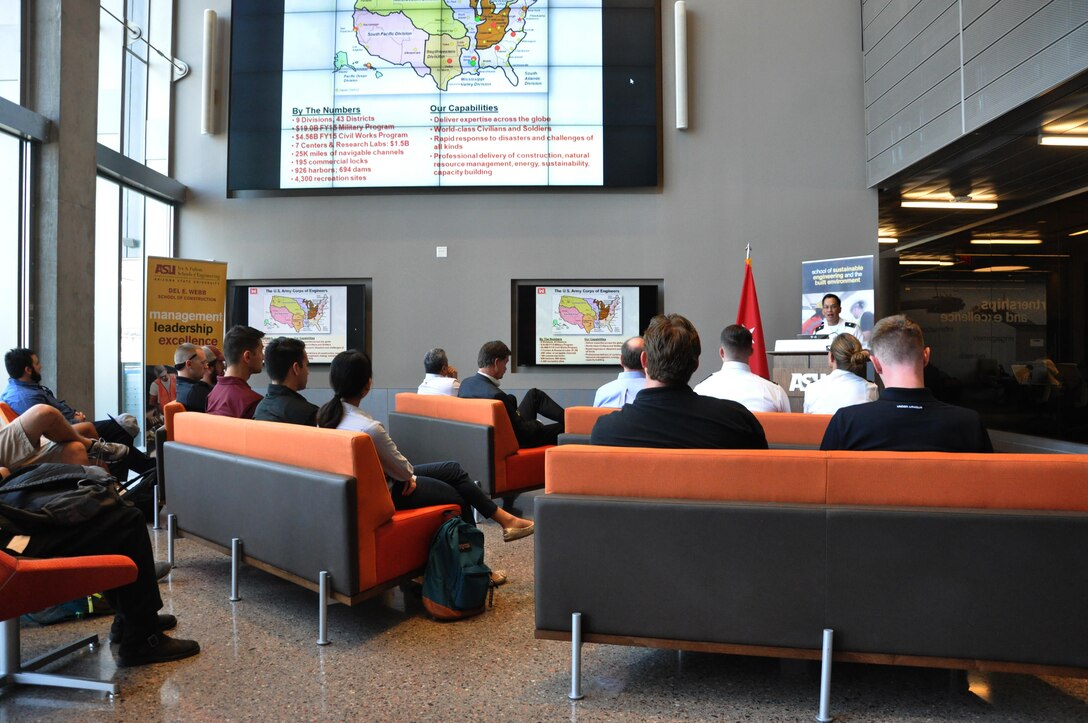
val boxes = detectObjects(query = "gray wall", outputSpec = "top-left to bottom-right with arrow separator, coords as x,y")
172,1 -> 877,415
865,0 -> 1088,185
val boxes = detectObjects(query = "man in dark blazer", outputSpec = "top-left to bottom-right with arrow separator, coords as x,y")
458,341 -> 565,447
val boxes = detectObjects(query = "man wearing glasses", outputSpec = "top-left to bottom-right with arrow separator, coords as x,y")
173,344 -> 212,413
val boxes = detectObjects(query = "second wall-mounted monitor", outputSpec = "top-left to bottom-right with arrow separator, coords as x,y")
228,0 -> 661,194
227,279 -> 368,364
514,280 -> 663,367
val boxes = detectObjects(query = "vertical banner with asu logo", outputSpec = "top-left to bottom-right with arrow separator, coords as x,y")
145,257 -> 228,366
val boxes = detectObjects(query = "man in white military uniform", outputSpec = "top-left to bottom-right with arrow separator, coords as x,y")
694,324 -> 790,413
811,294 -> 859,339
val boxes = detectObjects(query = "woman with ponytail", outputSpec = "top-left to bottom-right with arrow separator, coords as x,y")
317,350 -> 535,544
802,334 -> 878,414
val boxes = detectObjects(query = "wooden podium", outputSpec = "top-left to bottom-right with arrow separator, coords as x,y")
769,339 -> 832,413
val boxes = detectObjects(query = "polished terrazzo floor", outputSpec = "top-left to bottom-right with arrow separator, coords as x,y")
4,493 -> 1088,721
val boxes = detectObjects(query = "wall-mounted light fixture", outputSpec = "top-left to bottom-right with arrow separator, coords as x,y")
675,2 -> 688,130
201,10 -> 218,135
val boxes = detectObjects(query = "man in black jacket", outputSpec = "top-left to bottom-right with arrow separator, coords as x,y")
591,314 -> 768,449
458,341 -> 565,447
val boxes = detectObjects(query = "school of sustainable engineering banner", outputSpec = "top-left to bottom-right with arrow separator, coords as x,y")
145,257 -> 228,366
800,255 -> 875,336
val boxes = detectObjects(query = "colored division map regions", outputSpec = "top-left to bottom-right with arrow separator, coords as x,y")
266,295 -> 331,335
342,0 -> 540,91
554,294 -> 621,335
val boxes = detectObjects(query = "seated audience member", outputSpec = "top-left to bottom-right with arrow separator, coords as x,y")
593,336 -> 646,408
0,403 -> 128,469
2,349 -> 144,469
803,334 -> 878,414
0,463 -> 199,666
417,347 -> 460,396
811,293 -> 859,339
693,324 -> 790,413
173,344 -> 212,413
591,314 -> 768,449
820,315 -> 993,452
459,340 -> 565,447
201,345 -> 225,388
207,325 -> 266,419
252,337 -> 317,426
318,350 -> 534,547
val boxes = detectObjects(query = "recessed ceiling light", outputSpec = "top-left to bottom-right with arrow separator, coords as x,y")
973,265 -> 1030,273
899,259 -> 953,266
901,199 -> 998,210
970,238 -> 1042,245
878,237 -> 898,244
1039,135 -> 1088,147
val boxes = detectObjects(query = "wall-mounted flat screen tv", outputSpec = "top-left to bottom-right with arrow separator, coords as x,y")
513,280 -> 662,366
228,0 -> 661,194
227,279 -> 368,363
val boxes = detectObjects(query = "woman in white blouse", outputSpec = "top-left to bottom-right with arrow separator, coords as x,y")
803,334 -> 878,414
316,350 -> 535,543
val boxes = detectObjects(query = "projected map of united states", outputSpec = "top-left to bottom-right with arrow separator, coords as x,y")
350,0 -> 537,91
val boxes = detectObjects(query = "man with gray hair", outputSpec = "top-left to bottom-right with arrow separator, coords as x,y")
593,336 -> 646,407
820,315 -> 992,451
417,347 -> 460,396
173,343 -> 211,413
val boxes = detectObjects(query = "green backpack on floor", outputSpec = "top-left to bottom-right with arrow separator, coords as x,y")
422,517 -> 493,620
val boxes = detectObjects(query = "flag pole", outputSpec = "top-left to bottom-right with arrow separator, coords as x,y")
746,244 -> 751,262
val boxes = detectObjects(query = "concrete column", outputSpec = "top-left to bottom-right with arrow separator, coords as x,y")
26,0 -> 100,413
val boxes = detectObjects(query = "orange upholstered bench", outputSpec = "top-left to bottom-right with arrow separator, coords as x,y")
562,406 -> 832,449
162,406 -> 458,642
537,444 -> 1088,706
388,392 -> 550,497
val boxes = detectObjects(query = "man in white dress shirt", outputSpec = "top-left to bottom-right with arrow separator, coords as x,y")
417,348 -> 460,396
694,325 -> 791,413
811,294 -> 859,339
593,337 -> 646,408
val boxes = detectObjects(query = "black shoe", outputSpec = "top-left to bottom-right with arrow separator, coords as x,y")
154,561 -> 172,580
109,613 -> 178,644
117,633 -> 199,667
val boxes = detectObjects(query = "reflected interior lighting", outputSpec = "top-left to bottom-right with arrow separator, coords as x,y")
970,238 -> 1041,245
1069,228 -> 1088,237
974,265 -> 1030,272
878,237 -> 898,244
1039,135 -> 1088,147
899,259 -> 953,266
901,200 -> 998,210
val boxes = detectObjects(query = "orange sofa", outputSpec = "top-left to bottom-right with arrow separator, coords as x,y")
388,392 -> 551,497
563,406 -> 833,448
162,408 -> 458,641
536,444 -> 1088,696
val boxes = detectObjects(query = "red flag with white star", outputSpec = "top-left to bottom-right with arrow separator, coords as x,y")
736,250 -> 769,378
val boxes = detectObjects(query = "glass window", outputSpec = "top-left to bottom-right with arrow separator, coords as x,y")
0,0 -> 20,104
0,131 -> 22,348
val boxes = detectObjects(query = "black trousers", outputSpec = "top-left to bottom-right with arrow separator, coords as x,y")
387,460 -> 498,524
22,505 -> 162,641
515,388 -> 565,447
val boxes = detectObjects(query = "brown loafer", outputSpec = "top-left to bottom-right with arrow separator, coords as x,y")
502,523 -> 534,542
